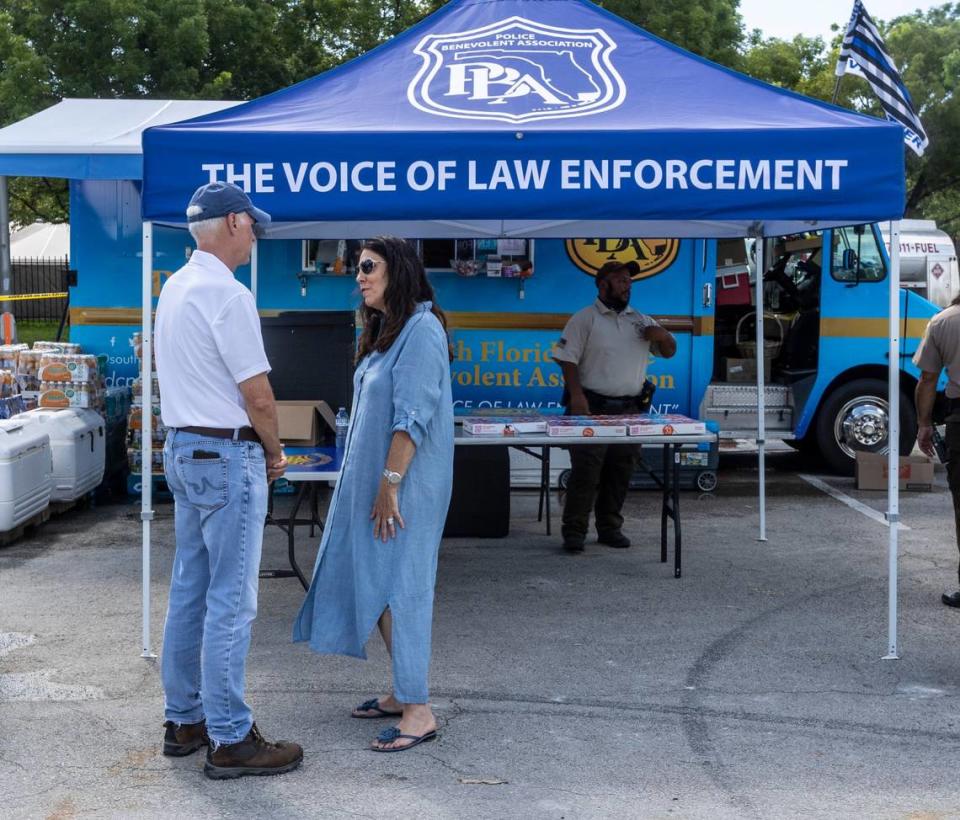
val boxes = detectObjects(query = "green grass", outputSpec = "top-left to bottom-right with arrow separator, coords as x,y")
16,320 -> 64,347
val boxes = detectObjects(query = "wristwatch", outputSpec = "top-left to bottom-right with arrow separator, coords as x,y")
382,468 -> 403,485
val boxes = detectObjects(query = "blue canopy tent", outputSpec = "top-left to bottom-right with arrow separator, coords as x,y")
139,0 -> 907,656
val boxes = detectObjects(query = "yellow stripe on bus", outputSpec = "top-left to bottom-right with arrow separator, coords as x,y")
820,317 -> 931,338
66,307 -> 934,340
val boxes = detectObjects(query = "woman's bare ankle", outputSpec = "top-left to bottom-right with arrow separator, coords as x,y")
379,693 -> 401,710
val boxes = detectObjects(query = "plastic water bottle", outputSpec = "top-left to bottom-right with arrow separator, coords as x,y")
335,407 -> 349,449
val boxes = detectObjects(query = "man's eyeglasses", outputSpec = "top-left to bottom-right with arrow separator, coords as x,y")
358,258 -> 381,275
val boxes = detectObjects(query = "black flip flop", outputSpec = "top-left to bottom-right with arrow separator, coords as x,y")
351,697 -> 403,719
371,726 -> 438,753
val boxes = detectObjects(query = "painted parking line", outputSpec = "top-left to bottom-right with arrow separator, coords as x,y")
799,474 -> 910,531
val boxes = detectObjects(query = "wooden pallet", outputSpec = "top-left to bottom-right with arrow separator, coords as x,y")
0,506 -> 52,546
48,494 -> 94,517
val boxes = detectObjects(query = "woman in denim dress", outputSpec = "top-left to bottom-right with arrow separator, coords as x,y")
294,236 -> 454,752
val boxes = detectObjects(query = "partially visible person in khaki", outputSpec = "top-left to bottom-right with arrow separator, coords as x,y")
913,295 -> 960,608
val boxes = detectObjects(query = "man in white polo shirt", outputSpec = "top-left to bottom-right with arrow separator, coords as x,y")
154,181 -> 303,780
553,260 -> 677,553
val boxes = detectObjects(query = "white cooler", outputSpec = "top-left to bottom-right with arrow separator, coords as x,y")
0,418 -> 52,531
18,408 -> 106,502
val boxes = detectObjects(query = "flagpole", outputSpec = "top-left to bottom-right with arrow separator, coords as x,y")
831,75 -> 843,105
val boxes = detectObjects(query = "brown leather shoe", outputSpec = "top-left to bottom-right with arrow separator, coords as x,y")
162,719 -> 209,757
204,723 -> 303,780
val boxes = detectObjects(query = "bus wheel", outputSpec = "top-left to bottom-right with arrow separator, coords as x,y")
558,469 -> 571,491
815,378 -> 918,475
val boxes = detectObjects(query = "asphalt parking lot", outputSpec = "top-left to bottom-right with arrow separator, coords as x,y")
2,450 -> 959,819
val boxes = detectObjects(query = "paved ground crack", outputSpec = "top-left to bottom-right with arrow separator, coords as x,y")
679,576 -> 884,819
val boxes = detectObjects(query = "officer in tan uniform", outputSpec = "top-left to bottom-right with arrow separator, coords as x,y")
552,260 -> 676,553
914,296 -> 960,607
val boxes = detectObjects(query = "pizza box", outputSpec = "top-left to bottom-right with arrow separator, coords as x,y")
548,416 -> 627,437
626,414 -> 707,436
462,416 -> 548,435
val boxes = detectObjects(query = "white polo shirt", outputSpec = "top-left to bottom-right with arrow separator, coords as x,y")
155,250 -> 270,429
552,299 -> 663,397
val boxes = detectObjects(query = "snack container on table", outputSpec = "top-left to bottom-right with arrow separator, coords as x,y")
547,416 -> 627,437
625,414 -> 708,436
462,416 -> 548,435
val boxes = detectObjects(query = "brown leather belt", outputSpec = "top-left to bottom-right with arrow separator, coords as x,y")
177,426 -> 261,443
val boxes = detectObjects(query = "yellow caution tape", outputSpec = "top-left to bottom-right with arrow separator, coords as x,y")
0,292 -> 68,302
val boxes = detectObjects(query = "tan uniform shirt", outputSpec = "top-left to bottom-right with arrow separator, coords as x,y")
914,304 -> 960,399
552,299 -> 663,397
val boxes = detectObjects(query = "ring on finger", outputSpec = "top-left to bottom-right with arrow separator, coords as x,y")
386,517 -> 395,526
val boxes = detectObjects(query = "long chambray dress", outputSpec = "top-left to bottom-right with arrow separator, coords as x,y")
293,302 -> 453,703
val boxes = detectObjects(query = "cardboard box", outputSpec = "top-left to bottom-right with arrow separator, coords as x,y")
855,451 -> 934,491
548,422 -> 627,437
462,416 -> 547,435
782,236 -> 821,253
626,414 -> 707,436
276,400 -> 335,446
722,356 -> 775,383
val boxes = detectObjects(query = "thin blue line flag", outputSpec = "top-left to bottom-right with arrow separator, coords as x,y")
835,0 -> 929,156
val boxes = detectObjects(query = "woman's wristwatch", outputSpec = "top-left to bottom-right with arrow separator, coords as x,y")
382,468 -> 403,485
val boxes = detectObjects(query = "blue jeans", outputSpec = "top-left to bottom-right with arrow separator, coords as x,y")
160,430 -> 268,746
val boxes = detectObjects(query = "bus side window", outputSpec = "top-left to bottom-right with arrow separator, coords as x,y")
831,225 -> 887,283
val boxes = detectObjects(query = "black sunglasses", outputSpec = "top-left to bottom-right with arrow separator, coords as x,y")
358,258 -> 381,275
234,212 -> 265,239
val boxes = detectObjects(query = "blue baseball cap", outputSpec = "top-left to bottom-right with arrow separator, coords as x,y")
186,181 -> 271,237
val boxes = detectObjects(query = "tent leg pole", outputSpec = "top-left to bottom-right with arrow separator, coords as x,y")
755,235 -> 767,542
0,177 -> 12,324
883,220 -> 902,661
141,221 -> 157,660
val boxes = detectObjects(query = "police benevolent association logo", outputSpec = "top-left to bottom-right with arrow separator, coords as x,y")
407,16 -> 625,123
565,238 -> 680,280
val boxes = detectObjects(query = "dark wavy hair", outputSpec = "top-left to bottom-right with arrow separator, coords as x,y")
355,236 -> 452,362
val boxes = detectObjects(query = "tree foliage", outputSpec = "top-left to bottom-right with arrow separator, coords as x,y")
598,0 -> 743,65
885,3 -> 960,224
740,4 -> 960,228
1,0 -> 958,235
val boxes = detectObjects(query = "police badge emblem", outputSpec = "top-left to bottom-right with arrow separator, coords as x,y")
407,16 -> 626,124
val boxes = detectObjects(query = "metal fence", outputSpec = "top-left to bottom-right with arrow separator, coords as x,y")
9,256 -> 70,321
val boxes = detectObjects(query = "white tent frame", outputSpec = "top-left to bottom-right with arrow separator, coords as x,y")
138,218 -> 905,661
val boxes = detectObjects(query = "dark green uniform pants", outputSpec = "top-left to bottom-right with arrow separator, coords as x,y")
946,420 -> 960,582
562,441 -> 640,539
